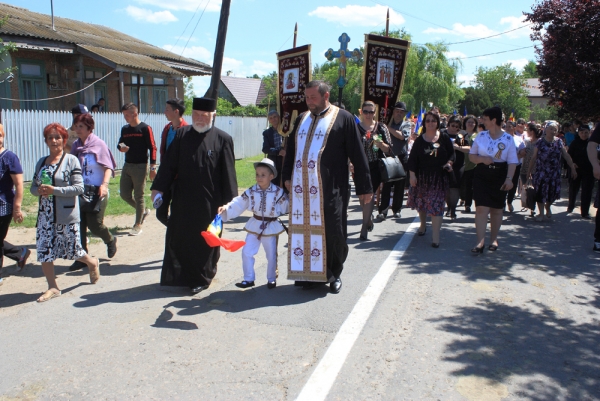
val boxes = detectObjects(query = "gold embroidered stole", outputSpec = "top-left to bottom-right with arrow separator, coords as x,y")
287,106 -> 339,282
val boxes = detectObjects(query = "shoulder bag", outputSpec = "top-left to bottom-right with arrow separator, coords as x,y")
80,184 -> 102,213
376,123 -> 406,182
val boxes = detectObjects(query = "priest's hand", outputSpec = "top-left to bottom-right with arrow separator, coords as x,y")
151,190 -> 163,202
285,180 -> 291,192
217,206 -> 225,214
278,149 -> 286,157
358,193 -> 373,204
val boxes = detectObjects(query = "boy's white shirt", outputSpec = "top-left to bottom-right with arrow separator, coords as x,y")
221,183 -> 289,236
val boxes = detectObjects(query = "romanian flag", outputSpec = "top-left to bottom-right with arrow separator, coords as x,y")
453,109 -> 457,115
509,110 -> 515,122
405,111 -> 412,120
201,214 -> 246,252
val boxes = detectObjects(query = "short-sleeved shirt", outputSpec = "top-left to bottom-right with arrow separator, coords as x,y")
0,150 -> 23,216
512,134 -> 525,164
81,153 -> 105,187
388,119 -> 412,162
470,131 -> 519,164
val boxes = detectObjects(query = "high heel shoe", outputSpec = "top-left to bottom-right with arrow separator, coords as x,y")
431,243 -> 439,248
488,244 -> 498,251
417,227 -> 427,236
471,245 -> 484,254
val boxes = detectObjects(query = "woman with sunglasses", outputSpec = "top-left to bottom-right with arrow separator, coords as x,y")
460,115 -> 479,213
407,111 -> 455,247
469,107 -> 519,254
357,101 -> 393,240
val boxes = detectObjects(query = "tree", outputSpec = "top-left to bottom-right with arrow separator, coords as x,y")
525,0 -> 600,119
472,64 -> 530,119
313,59 -> 363,113
521,60 -> 538,79
401,42 -> 464,114
457,87 -> 493,117
183,76 -> 194,115
258,71 -> 278,110
530,104 -> 559,122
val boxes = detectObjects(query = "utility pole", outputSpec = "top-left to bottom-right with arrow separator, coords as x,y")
205,0 -> 231,101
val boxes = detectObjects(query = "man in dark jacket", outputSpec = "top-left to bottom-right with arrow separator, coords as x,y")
567,125 -> 594,218
262,110 -> 285,186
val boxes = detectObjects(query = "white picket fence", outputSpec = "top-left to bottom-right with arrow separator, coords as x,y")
0,110 -> 267,180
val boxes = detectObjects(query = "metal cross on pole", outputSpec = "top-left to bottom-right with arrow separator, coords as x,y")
324,33 -> 363,107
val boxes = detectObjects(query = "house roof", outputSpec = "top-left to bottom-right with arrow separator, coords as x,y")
0,3 -> 212,76
220,76 -> 263,106
524,78 -> 544,98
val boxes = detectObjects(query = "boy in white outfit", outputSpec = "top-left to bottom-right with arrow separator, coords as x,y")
218,158 -> 289,289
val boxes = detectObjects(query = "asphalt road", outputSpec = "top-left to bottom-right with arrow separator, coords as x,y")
1,184 -> 599,400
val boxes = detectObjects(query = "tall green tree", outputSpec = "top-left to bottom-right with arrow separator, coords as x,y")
183,76 -> 194,115
401,42 -> 464,114
457,87 -> 493,117
472,64 -> 530,119
259,71 -> 278,111
313,59 -> 363,114
521,60 -> 538,79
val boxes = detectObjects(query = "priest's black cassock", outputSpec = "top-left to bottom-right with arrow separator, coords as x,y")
151,125 -> 237,288
282,106 -> 372,280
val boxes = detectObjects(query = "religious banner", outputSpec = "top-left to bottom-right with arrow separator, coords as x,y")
361,34 -> 410,123
276,44 -> 312,135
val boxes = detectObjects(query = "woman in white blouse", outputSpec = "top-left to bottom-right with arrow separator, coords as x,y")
469,107 -> 519,254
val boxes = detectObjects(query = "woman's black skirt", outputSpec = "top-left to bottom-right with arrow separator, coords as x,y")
369,160 -> 382,191
473,162 -> 508,209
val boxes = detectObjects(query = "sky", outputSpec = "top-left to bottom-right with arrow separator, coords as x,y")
11,0 -> 539,98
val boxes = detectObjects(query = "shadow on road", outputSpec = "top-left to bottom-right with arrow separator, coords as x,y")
431,299 -> 600,399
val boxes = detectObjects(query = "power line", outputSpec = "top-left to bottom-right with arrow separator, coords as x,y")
448,45 -> 535,60
179,0 -> 212,60
171,1 -> 206,51
371,0 -> 534,47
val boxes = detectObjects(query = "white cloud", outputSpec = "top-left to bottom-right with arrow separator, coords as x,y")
162,45 -> 212,62
125,6 -> 178,23
191,76 -> 212,97
507,58 -> 529,70
457,74 -> 475,87
134,0 -> 221,12
445,51 -> 467,60
500,16 -> 531,38
308,5 -> 404,27
476,56 -> 492,60
250,60 -> 277,76
424,23 -> 496,39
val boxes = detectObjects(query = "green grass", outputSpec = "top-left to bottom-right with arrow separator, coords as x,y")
235,154 -> 264,189
14,154 -> 265,229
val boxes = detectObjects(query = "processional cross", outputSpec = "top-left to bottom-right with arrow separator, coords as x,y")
324,33 -> 363,106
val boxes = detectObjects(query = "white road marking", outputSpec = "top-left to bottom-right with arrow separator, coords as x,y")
296,217 -> 420,401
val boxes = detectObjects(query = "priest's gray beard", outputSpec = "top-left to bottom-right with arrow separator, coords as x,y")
193,121 -> 213,133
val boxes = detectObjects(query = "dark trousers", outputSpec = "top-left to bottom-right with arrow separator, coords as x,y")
156,184 -> 173,226
79,196 -> 113,253
462,169 -> 475,208
378,177 -> 406,214
326,230 -> 348,279
0,214 -> 21,269
507,165 -> 522,204
568,173 -> 594,216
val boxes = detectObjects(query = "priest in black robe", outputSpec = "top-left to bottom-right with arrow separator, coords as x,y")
151,97 -> 238,294
282,80 -> 372,294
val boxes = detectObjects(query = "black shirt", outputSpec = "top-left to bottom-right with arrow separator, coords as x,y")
117,122 -> 157,164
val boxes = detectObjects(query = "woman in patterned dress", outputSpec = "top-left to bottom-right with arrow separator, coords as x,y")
31,123 -> 100,302
407,111 -> 455,248
527,121 -> 577,221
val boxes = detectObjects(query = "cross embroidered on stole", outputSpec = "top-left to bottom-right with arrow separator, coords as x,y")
288,106 -> 339,282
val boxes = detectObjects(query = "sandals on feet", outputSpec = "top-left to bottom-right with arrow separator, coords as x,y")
37,289 -> 61,303
89,258 -> 100,284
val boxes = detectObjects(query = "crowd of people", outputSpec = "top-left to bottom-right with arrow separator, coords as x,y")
0,80 -> 598,303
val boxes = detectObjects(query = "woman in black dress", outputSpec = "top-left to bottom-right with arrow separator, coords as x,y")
357,101 -> 393,240
407,112 -> 455,247
443,116 -> 466,219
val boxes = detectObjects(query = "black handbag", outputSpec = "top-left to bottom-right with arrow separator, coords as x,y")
80,184 -> 102,213
378,148 -> 406,183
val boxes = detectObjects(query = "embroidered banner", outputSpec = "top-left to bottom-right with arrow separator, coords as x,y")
276,45 -> 312,135
361,34 -> 410,124
287,106 -> 339,282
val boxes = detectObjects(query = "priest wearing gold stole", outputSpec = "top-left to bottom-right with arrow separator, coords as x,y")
282,80 -> 372,294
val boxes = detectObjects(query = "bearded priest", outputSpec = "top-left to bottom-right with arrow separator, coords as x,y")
282,80 -> 373,294
151,97 -> 238,295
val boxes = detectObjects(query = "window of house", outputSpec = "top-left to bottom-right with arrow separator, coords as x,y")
153,88 -> 167,113
153,77 -> 165,85
18,61 -> 46,110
